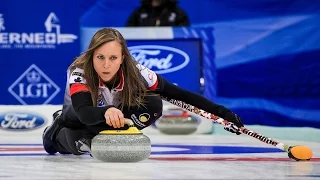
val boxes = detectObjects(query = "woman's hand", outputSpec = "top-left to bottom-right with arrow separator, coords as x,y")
104,107 -> 125,128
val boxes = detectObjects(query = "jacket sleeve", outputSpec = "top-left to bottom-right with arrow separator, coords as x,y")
71,91 -> 114,125
154,74 -> 243,127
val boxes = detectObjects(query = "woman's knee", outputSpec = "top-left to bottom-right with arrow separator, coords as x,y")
56,128 -> 88,155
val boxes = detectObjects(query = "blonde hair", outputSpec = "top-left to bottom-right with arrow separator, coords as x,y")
69,28 -> 147,110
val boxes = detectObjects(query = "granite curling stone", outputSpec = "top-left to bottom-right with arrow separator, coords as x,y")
156,108 -> 199,135
91,119 -> 151,162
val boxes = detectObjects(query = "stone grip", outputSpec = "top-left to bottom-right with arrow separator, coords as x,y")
124,119 -> 134,126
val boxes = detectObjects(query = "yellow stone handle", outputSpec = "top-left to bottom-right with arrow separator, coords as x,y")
99,119 -> 142,135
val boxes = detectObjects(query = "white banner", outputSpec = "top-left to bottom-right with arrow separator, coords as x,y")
0,103 -> 214,136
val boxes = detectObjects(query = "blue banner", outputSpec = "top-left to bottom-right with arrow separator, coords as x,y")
212,14 -> 320,128
127,39 -> 202,93
0,0 -> 80,105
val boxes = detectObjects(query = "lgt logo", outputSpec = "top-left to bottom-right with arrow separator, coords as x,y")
8,64 -> 60,105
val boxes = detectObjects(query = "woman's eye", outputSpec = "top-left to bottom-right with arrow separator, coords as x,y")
97,55 -> 104,59
110,56 -> 117,60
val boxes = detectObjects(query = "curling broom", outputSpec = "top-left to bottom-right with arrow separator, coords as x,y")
162,96 -> 313,161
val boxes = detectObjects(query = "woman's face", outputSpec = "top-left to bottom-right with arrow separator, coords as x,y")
93,41 -> 124,82
151,0 -> 162,7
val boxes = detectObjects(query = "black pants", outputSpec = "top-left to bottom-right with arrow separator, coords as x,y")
54,95 -> 163,155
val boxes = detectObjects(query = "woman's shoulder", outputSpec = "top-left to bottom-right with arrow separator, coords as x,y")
68,67 -> 86,84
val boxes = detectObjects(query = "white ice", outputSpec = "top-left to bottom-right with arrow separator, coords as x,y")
0,134 -> 319,180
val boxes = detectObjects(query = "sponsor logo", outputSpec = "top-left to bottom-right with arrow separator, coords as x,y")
139,113 -> 150,123
71,71 -> 83,77
131,114 -> 146,128
0,12 -> 77,49
0,112 -> 46,130
97,94 -> 105,107
129,45 -> 190,74
8,64 -> 60,105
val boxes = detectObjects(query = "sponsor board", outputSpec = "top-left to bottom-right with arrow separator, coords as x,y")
0,3 -> 80,105
0,104 -> 213,136
0,12 -> 77,49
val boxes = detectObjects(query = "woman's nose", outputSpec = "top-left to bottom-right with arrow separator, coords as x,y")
103,60 -> 110,68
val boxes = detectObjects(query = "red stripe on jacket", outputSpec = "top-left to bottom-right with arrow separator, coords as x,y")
148,80 -> 159,90
70,84 -> 90,96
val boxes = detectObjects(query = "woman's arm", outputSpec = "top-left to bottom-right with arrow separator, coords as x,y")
155,75 -> 243,127
71,90 -> 114,125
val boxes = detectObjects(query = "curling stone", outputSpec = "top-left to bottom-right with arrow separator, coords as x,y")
155,108 -> 199,135
91,119 -> 151,162
288,145 -> 313,161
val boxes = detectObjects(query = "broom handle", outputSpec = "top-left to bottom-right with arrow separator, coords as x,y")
161,96 -> 290,152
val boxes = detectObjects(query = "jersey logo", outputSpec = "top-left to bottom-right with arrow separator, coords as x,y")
139,113 -> 150,123
136,64 -> 157,88
97,95 -> 105,107
74,77 -> 82,83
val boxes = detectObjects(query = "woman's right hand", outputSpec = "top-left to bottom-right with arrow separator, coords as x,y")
104,107 -> 125,128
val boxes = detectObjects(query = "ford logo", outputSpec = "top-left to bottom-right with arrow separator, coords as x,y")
129,45 -> 190,74
0,112 -> 46,130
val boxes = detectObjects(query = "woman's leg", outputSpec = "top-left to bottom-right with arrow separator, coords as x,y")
54,127 -> 94,155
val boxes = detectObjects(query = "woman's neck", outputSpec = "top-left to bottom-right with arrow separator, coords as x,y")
103,74 -> 119,90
